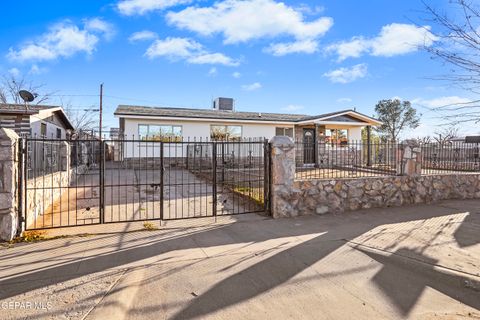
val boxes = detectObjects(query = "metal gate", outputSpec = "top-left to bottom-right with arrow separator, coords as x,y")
23,137 -> 270,230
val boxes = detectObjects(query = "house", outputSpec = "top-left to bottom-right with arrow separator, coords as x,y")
114,98 -> 382,164
0,103 -> 74,138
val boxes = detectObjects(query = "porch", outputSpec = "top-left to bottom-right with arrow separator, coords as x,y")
292,110 -> 382,169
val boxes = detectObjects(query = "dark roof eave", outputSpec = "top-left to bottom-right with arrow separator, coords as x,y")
113,112 -> 302,122
114,105 -> 381,124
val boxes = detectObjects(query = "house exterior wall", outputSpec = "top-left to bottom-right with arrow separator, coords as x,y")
30,111 -> 68,138
0,114 -> 31,136
294,125 -> 363,142
120,117 -> 292,158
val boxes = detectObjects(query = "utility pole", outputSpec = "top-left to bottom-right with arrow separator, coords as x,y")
99,83 -> 103,140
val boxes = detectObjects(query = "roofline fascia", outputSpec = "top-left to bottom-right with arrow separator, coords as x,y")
38,107 -> 75,130
296,110 -> 382,125
114,114 -> 298,125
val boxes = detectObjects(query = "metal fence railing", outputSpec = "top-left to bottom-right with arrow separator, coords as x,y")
26,139 -> 64,179
420,141 -> 480,174
295,140 -> 400,180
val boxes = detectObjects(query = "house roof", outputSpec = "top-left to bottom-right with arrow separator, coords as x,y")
0,103 -> 55,115
115,105 -> 381,125
0,103 -> 75,130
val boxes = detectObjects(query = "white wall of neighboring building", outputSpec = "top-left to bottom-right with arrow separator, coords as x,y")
29,109 -> 68,138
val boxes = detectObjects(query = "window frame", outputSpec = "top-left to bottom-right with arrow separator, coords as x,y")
40,123 -> 47,137
137,124 -> 183,141
275,127 -> 294,138
325,129 -> 349,146
210,125 -> 243,141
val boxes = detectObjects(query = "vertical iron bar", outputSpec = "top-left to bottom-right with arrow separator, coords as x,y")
100,140 -> 105,224
212,141 -> 217,217
160,141 -> 164,221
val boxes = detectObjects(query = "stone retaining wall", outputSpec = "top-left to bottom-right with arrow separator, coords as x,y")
273,174 -> 480,217
270,135 -> 480,219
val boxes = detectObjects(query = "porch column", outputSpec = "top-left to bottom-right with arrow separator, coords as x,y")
366,125 -> 372,167
316,125 -> 326,167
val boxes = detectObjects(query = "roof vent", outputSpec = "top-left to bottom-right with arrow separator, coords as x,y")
213,97 -> 234,111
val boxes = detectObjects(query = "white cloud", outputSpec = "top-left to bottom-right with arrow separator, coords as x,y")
146,37 -> 201,59
29,64 -> 47,75
188,53 -> 239,66
232,71 -> 241,78
412,96 -> 472,108
371,24 -> 437,57
208,67 -> 217,76
265,39 -> 318,56
145,37 -> 239,66
8,68 -> 20,77
327,23 -> 437,61
166,0 -> 333,45
327,37 -> 369,61
323,63 -> 367,84
129,30 -> 158,42
282,104 -> 304,111
7,19 -> 112,62
84,17 -> 115,40
117,0 -> 192,15
294,4 -> 325,15
241,82 -> 262,91
337,97 -> 352,103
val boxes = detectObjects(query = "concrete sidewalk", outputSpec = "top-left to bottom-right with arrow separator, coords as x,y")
0,199 -> 479,319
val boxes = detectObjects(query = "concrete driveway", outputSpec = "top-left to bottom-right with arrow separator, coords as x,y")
1,199 -> 479,319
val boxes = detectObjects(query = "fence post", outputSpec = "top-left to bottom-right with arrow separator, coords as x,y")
270,136 -> 295,218
398,139 -> 422,176
0,129 -> 21,241
60,141 -> 70,172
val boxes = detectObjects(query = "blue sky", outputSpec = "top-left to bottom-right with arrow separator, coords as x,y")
1,0 -> 477,137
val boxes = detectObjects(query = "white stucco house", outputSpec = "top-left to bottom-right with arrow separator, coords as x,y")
114,98 -> 382,164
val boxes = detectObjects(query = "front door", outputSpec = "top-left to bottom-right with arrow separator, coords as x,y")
303,128 -> 315,164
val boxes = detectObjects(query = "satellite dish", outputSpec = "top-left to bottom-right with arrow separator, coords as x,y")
18,90 -> 35,103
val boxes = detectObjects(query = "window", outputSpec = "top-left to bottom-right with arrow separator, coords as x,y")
138,124 -> 182,141
210,125 -> 242,141
325,129 -> 348,146
275,127 -> 293,138
40,123 -> 47,137
56,128 -> 62,139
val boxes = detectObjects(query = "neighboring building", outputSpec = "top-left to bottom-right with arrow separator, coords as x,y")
114,98 -> 382,162
0,103 -> 74,138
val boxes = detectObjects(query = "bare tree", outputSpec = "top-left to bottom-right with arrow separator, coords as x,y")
417,136 -> 432,144
423,0 -> 480,124
0,74 -> 53,104
433,126 -> 460,144
60,98 -> 98,132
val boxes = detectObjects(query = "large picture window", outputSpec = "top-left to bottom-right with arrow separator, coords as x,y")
275,127 -> 293,138
326,129 -> 348,146
138,124 -> 182,141
210,125 -> 242,141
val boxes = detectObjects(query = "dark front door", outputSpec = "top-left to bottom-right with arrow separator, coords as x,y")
303,128 -> 315,164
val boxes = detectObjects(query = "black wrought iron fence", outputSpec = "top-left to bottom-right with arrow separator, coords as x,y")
26,139 -> 63,179
421,141 -> 480,174
295,140 -> 400,179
